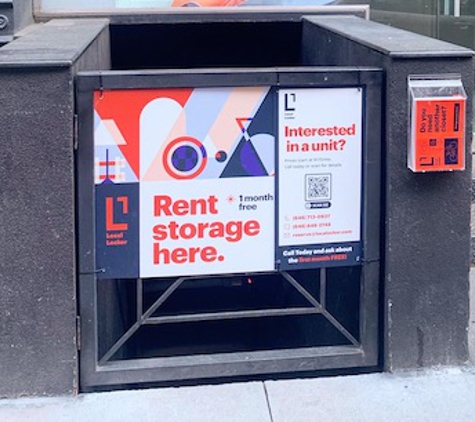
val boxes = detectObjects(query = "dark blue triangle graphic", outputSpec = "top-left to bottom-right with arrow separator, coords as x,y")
220,138 -> 268,178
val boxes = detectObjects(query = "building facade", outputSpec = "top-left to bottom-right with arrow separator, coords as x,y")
0,0 -> 473,397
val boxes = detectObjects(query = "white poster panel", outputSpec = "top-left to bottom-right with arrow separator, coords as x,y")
277,88 -> 363,269
140,178 -> 274,277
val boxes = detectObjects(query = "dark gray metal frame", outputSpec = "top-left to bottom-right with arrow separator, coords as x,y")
76,67 -> 382,389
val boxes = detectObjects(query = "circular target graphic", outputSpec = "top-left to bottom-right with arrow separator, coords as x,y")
163,137 -> 207,180
215,150 -> 227,163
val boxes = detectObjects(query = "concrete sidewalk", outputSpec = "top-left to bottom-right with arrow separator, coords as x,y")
1,368 -> 475,422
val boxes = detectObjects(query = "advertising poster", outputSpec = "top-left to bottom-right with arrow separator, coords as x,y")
94,87 -> 276,278
408,78 -> 467,173
277,88 -> 363,270
411,98 -> 465,172
93,85 -> 365,278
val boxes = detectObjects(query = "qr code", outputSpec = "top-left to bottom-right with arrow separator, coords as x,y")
305,174 -> 331,201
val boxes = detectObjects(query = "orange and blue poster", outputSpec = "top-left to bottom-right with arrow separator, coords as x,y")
94,87 -> 276,278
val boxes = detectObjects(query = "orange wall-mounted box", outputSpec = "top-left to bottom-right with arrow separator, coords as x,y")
408,77 -> 467,172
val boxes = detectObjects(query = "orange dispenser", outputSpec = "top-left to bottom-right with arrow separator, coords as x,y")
408,76 -> 467,172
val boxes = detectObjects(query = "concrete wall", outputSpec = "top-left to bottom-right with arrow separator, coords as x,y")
303,16 -> 474,370
0,19 -> 110,398
13,0 -> 34,34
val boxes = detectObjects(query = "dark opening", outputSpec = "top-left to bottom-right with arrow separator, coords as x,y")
97,268 -> 361,361
110,22 -> 303,70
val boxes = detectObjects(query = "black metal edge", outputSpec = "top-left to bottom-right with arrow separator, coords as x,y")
102,71 -> 279,89
360,70 -> 382,264
277,69 -> 361,86
273,87 -> 280,271
83,346 -> 368,387
75,85 -> 99,385
76,67 -> 382,91
360,261 -> 380,365
76,69 -> 278,90
76,73 -> 101,93
76,87 -> 96,275
358,70 -> 383,366
78,275 -> 99,385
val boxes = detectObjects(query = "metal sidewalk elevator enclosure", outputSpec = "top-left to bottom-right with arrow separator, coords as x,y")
76,67 -> 382,390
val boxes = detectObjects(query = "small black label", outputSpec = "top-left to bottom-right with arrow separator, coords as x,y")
454,103 -> 460,132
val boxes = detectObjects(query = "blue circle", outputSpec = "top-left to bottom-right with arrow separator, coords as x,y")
215,150 -> 227,163
171,145 -> 199,172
